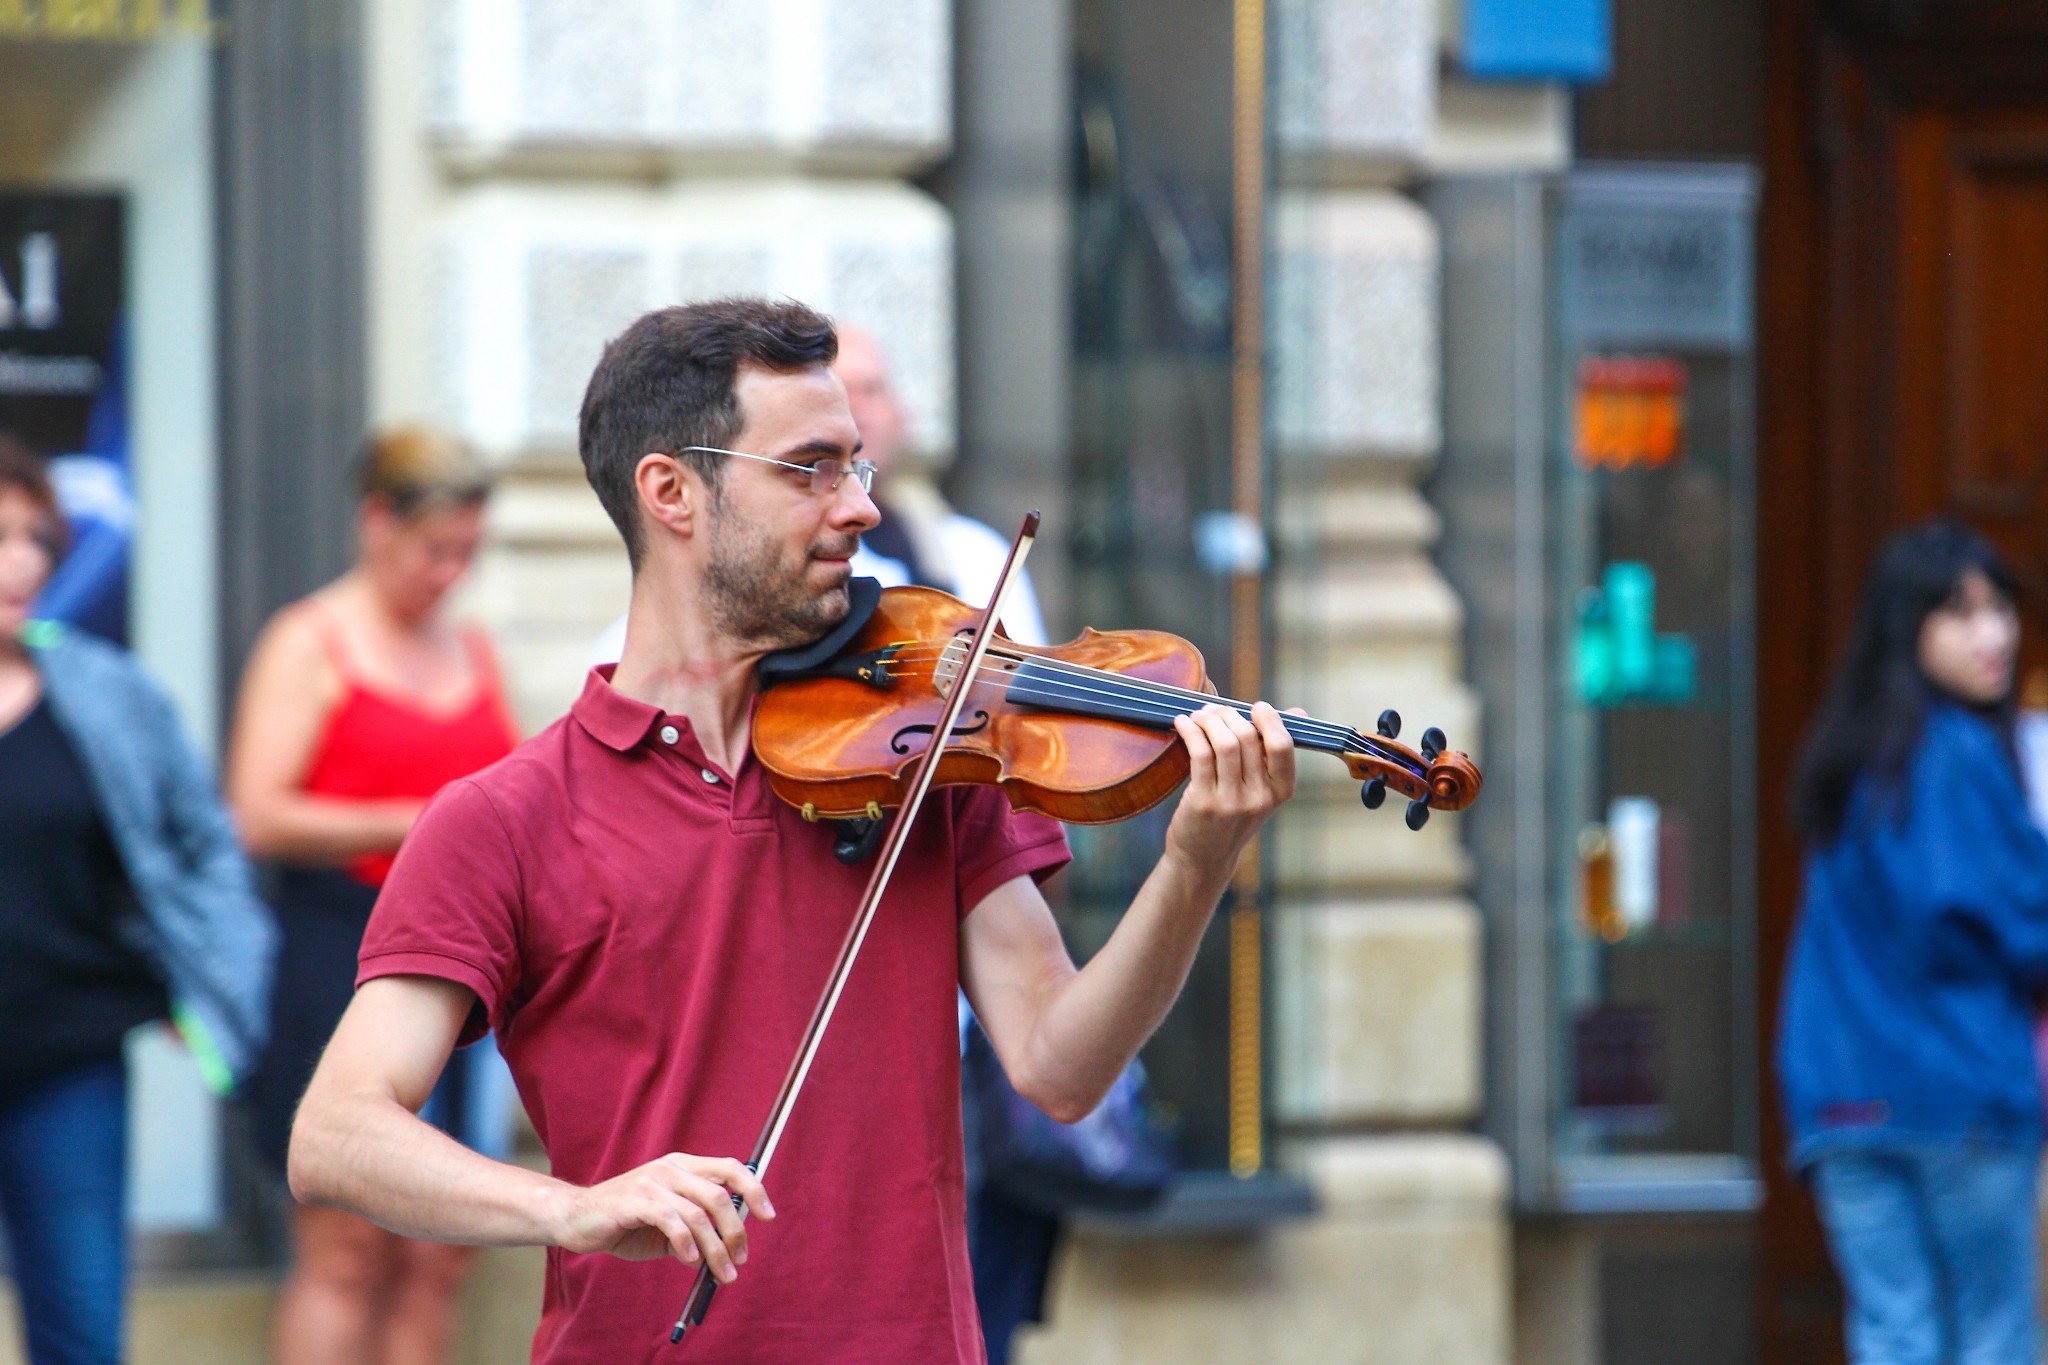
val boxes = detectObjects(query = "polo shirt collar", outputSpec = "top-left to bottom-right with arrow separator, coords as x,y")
572,666 -> 668,752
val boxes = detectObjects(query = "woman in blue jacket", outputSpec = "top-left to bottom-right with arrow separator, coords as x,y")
0,437 -> 274,1365
1781,519 -> 2048,1365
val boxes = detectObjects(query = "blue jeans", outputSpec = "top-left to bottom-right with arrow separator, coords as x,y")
0,1061 -> 127,1365
1811,1141 -> 2042,1365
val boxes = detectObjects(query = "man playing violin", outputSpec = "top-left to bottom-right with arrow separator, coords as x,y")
287,297 -> 1300,1364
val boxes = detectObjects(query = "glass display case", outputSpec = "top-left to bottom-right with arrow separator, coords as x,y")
1432,165 -> 1761,1213
1061,0 -> 1248,1185
1066,0 -> 1241,1182
1055,0 -> 1312,1225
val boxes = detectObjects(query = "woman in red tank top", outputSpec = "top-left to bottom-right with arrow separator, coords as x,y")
228,426 -> 518,1365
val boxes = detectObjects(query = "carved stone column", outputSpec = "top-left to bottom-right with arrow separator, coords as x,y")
1266,4 -> 1502,1353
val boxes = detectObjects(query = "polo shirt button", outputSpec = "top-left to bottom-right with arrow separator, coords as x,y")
700,768 -> 720,785
659,725 -> 680,745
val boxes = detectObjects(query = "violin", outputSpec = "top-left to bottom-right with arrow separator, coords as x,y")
753,581 -> 1482,831
669,515 -> 1478,1346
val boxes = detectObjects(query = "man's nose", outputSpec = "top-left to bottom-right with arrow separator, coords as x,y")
832,479 -> 881,532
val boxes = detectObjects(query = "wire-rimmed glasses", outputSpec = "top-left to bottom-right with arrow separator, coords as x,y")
680,445 -> 878,497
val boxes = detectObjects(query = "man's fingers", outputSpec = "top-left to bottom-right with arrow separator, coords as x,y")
636,1196 -> 698,1265
1192,705 -> 1281,802
664,1210 -> 700,1267
1184,704 -> 1300,807
1219,707 -> 1262,794
1192,707 -> 1245,797
660,1154 -> 773,1221
1175,710 -> 1217,791
706,1156 -> 775,1221
646,1157 -> 751,1279
678,1173 -> 750,1267
672,1198 -> 737,1282
1250,702 -> 1296,796
575,1152 -> 777,1277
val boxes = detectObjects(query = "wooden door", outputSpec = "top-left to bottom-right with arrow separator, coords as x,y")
1899,106 -> 2048,660
1759,6 -> 2048,1362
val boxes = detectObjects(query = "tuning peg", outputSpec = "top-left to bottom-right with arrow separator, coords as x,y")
1420,727 -> 1446,762
1376,709 -> 1401,739
1405,798 -> 1430,831
1361,776 -> 1387,809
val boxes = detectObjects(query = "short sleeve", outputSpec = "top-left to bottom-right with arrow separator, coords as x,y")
358,777 -> 524,1045
952,786 -> 1070,919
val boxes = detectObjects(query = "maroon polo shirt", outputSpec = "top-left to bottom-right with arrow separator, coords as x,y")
358,668 -> 1070,1365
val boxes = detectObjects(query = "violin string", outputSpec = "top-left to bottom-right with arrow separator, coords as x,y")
870,644 -> 1375,754
932,660 -> 1422,776
999,658 -> 1427,768
842,629 -> 1442,775
1007,676 -> 1366,753
948,660 -> 1365,751
1002,683 -> 1427,782
1018,656 -> 1377,750
985,675 -> 1387,762
876,653 -> 1394,764
870,664 -> 1427,784
884,643 -> 1282,717
948,655 -> 1403,763
998,664 -> 1427,773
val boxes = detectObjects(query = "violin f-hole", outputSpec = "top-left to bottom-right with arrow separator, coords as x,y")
889,709 -> 993,754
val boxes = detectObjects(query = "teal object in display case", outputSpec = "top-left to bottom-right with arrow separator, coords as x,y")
1575,562 -> 1698,707
1575,588 -> 1615,703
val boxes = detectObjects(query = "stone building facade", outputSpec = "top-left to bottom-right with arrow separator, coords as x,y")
356,0 -> 1568,1359
367,0 -> 960,723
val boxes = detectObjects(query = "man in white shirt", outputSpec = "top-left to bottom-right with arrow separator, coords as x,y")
831,326 -> 1047,646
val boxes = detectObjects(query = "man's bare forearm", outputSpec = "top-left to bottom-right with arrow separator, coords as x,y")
290,1087 -> 572,1247
301,977 -> 769,1274
1014,846 -> 1235,1119
997,704 -> 1297,1118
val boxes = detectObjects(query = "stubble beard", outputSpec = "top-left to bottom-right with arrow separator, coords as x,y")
702,498 -> 856,650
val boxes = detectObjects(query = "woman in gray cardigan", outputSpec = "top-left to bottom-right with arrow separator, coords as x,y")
0,438 -> 273,1365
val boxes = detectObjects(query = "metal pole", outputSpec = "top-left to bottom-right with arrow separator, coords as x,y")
1227,0 -> 1268,1181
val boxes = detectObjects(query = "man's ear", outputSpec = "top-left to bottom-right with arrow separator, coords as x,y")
634,452 -> 703,544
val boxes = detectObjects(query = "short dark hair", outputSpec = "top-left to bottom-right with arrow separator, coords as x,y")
577,298 -> 838,566
0,431 -> 66,560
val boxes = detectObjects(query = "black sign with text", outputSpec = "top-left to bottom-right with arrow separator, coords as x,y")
0,191 -> 130,642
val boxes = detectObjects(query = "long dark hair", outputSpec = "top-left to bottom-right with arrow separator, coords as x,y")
1793,519 -> 2020,842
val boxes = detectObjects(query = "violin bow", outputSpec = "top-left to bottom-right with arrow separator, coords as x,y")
669,511 -> 1042,1345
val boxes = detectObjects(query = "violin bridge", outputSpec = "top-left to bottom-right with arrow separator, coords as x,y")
932,633 -> 970,701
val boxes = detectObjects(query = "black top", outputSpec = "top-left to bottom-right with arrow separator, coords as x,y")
0,696 -> 165,1099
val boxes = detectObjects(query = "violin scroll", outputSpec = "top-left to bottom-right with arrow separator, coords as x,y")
1341,737 -> 1483,816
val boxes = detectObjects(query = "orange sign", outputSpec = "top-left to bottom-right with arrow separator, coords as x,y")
1575,355 -> 1686,471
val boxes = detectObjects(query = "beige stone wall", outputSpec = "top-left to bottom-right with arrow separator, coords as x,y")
1273,899 -> 1481,1124
1018,1139 -> 1508,1365
366,0 -> 960,729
